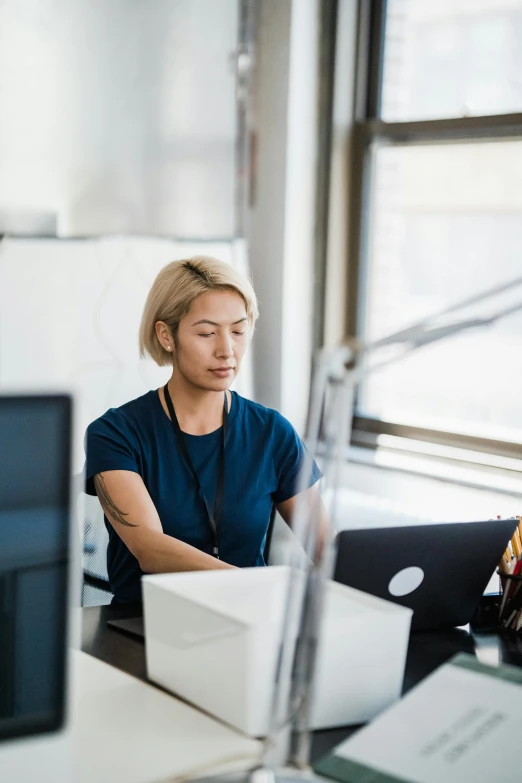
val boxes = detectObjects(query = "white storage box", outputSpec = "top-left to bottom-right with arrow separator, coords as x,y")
142,566 -> 412,737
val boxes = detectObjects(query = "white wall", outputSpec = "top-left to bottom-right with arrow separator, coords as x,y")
0,237 -> 252,472
0,0 -> 237,238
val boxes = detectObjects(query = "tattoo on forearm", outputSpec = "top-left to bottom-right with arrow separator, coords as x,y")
93,473 -> 138,528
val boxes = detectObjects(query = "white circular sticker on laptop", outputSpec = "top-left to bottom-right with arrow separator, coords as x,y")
388,566 -> 425,597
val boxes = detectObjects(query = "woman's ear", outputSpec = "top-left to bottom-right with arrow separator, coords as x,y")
155,321 -> 174,354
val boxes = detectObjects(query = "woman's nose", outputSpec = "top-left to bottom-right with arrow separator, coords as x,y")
216,334 -> 233,358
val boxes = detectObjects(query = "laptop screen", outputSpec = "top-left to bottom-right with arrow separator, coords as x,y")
0,395 -> 71,742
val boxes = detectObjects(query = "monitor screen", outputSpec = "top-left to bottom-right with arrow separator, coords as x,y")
0,395 -> 71,742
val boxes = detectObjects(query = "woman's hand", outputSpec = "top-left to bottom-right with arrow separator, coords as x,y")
276,484 -> 331,564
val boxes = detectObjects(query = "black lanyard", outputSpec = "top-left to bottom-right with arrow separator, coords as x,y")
163,385 -> 229,559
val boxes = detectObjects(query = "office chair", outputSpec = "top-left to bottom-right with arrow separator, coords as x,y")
263,503 -> 277,563
76,477 -> 113,607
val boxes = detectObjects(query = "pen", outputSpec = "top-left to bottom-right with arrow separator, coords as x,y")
499,554 -> 522,623
499,580 -> 511,619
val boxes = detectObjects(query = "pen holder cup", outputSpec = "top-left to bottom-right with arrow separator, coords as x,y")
497,569 -> 522,635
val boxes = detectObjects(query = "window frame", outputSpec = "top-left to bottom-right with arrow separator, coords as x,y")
347,0 -> 522,462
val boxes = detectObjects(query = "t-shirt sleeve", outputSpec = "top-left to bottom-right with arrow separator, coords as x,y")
271,412 -> 322,504
84,412 -> 140,495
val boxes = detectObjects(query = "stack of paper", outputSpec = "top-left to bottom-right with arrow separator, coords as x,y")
70,652 -> 262,783
315,654 -> 522,783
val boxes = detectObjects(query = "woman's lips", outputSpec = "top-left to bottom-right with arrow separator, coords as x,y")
210,367 -> 234,377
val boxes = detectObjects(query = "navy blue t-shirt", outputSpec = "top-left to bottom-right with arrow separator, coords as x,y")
85,390 -> 321,602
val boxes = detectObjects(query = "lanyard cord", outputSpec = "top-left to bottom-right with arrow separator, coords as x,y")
163,385 -> 229,558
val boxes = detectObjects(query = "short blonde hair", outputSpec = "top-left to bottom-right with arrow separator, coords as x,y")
139,256 -> 259,366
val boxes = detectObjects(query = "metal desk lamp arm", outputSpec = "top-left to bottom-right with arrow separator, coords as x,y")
266,274 -> 522,772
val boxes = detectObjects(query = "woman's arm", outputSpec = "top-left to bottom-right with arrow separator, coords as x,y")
93,470 -> 236,573
276,483 -> 331,561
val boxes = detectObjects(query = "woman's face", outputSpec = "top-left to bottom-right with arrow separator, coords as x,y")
173,290 -> 251,392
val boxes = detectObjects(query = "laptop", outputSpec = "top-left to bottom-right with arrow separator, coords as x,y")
107,615 -> 145,640
333,519 -> 518,631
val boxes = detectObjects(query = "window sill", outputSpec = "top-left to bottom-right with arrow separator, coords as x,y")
345,441 -> 522,497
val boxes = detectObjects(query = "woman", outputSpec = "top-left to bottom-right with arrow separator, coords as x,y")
85,256 -> 323,603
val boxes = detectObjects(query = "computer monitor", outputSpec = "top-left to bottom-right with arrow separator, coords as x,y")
0,395 -> 72,743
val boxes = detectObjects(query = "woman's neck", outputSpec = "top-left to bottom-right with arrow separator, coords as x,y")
160,373 -> 230,435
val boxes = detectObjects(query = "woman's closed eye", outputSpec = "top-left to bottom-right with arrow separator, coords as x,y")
198,331 -> 245,337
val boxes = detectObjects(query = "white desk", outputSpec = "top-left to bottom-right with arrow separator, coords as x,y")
0,651 -> 261,783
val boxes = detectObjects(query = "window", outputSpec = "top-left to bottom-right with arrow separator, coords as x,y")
381,0 -> 522,122
350,0 -> 522,457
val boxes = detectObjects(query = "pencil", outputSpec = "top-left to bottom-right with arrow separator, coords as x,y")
512,529 -> 522,559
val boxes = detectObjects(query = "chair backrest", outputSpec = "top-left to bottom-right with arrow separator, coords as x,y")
263,504 -> 277,563
74,475 -> 113,606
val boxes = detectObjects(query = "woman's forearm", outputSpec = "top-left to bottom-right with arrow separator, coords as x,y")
135,528 -> 236,574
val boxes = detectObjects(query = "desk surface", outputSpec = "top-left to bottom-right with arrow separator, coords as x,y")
81,603 -> 522,764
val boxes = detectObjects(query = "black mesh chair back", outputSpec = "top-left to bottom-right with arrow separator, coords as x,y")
78,482 -> 112,606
